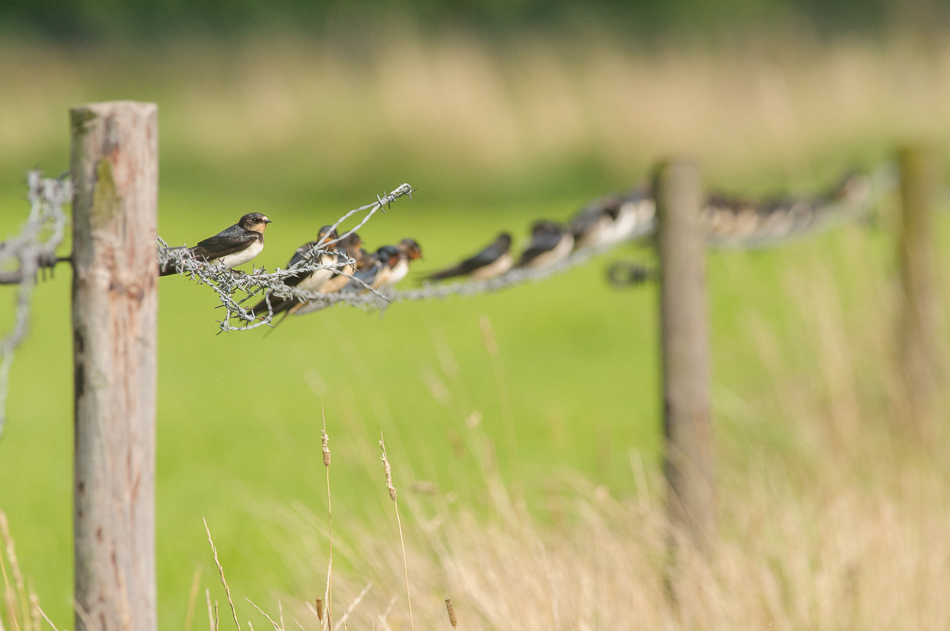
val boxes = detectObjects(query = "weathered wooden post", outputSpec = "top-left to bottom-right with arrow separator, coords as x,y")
70,101 -> 158,631
654,159 -> 715,553
896,145 -> 939,440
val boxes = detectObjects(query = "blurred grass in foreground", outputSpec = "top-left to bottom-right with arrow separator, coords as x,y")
0,31 -> 948,626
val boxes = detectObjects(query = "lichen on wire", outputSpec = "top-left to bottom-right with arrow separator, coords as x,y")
0,171 -> 72,438
156,183 -> 414,332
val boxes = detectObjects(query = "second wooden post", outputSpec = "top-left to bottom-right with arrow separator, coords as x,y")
654,159 -> 715,553
897,145 -> 939,441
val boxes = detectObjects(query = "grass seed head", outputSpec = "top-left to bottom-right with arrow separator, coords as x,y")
445,597 -> 458,628
380,435 -> 397,502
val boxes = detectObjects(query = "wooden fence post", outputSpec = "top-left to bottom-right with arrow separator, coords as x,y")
897,145 -> 939,440
70,101 -> 158,631
654,159 -> 715,553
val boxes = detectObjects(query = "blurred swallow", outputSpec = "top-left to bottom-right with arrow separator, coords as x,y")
608,186 -> 654,244
368,245 -> 403,290
160,212 -> 271,276
383,238 -> 423,287
251,225 -> 338,317
515,220 -> 573,268
570,195 -> 623,250
423,232 -> 513,282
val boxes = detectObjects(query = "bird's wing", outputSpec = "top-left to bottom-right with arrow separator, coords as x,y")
425,238 -> 508,280
516,231 -> 563,266
191,226 -> 258,261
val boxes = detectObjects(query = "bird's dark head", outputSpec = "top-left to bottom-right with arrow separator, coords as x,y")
497,232 -> 513,250
317,225 -> 339,249
240,213 -> 272,233
398,238 -> 423,261
530,220 -> 563,236
829,172 -> 871,205
339,232 -> 363,255
376,245 -> 403,267
601,196 -> 624,220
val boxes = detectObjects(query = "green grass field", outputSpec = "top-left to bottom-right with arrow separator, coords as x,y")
1,36 -> 949,628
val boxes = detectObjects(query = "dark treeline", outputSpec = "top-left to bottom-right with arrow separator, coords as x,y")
1,0 -> 946,43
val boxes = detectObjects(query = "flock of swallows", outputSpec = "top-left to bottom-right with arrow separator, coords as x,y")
158,171 -> 869,320
158,186 -> 657,318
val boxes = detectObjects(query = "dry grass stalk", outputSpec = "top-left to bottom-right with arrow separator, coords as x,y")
478,315 -> 522,502
0,540 -> 17,631
185,565 -> 203,631
203,518 -> 241,631
0,511 -> 28,631
26,594 -> 37,631
246,598 -> 282,631
205,589 -> 215,631
379,434 -> 414,631
30,602 -> 57,631
314,598 -> 324,623
331,582 -> 372,631
444,598 -> 457,628
321,406 -> 333,631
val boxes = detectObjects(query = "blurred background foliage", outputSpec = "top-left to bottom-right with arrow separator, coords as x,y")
0,0 -> 939,42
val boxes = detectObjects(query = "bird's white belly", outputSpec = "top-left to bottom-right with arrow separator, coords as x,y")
212,240 -> 263,269
529,234 -> 574,268
578,216 -> 614,249
608,206 -> 638,243
471,252 -> 513,280
385,259 -> 410,287
297,255 -> 336,291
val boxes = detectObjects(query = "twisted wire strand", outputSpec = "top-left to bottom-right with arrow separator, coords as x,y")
0,171 -> 72,438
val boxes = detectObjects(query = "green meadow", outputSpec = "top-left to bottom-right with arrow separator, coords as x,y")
1,35 -> 948,627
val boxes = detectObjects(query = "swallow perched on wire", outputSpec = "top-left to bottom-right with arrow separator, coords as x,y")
333,245 -> 395,294
315,232 -> 362,294
382,238 -> 423,288
570,195 -> 624,250
250,225 -> 338,318
608,186 -> 654,244
515,220 -> 574,268
159,212 -> 272,276
423,232 -> 513,282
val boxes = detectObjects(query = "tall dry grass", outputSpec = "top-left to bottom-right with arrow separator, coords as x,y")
266,227 -> 950,630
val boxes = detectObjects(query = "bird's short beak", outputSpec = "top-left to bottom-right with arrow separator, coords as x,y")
264,218 -> 273,224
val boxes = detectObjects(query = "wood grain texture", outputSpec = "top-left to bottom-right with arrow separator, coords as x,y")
70,101 -> 158,631
654,159 -> 715,553
897,145 -> 939,441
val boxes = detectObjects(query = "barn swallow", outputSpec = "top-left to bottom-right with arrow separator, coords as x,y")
159,212 -> 271,276
369,245 -> 403,290
251,225 -> 339,317
332,245 -> 394,294
570,195 -> 623,250
317,232 -> 360,294
608,186 -> 654,244
515,220 -> 574,268
382,238 -> 423,288
423,233 -> 513,281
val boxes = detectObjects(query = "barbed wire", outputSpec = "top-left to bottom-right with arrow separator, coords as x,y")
0,171 -> 72,438
157,183 -> 414,332
297,166 -> 893,309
